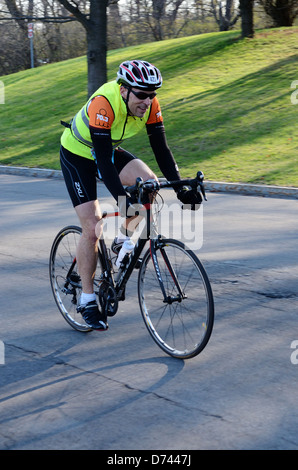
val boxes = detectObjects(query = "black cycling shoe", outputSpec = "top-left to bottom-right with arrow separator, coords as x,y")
78,301 -> 108,330
111,238 -> 123,255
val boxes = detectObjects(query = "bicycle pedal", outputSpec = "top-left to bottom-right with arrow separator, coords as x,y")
134,258 -> 142,269
118,291 -> 125,301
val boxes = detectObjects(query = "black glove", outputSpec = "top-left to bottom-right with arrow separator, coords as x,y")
176,186 -> 202,210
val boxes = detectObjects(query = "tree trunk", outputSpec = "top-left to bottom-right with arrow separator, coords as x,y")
260,0 -> 297,26
152,0 -> 166,40
4,0 -> 32,67
239,0 -> 254,38
57,0 -> 108,97
211,0 -> 240,32
87,0 -> 108,96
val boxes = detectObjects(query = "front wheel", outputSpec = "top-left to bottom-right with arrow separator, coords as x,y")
138,239 -> 214,359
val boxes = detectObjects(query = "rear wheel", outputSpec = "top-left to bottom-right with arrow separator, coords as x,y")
49,226 -> 103,332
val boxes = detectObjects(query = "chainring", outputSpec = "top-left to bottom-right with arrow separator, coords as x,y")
98,281 -> 118,317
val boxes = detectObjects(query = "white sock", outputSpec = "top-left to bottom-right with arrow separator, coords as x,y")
116,233 -> 130,243
80,292 -> 96,306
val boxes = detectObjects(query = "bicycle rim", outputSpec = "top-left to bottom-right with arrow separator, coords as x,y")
138,239 -> 214,359
49,226 -> 95,332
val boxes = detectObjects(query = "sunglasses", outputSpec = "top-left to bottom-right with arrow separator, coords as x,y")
130,89 -> 157,100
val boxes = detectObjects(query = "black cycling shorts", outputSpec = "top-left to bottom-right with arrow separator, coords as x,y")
60,146 -> 137,207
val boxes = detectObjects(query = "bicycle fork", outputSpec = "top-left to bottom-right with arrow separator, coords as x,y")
149,237 -> 187,304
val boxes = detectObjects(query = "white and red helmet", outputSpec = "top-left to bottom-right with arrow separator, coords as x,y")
117,60 -> 162,91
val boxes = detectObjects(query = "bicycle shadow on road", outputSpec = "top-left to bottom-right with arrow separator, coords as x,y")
0,329 -> 185,409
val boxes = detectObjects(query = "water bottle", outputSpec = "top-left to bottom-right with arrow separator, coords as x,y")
115,239 -> 135,268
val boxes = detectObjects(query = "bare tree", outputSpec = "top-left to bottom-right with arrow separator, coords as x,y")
0,0 -> 85,71
1,0 -> 114,94
143,0 -> 166,40
142,0 -> 189,40
38,0 -> 84,63
108,0 -> 126,48
211,0 -> 240,31
2,0 -> 33,67
258,0 -> 298,26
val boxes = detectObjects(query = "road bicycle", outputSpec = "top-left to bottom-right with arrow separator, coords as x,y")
49,171 -> 214,359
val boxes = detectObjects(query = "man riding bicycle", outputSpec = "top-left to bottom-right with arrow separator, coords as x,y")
60,60 -> 202,330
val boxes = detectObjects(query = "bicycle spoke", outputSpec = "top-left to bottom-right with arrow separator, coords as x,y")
49,226 -> 103,332
138,239 -> 214,359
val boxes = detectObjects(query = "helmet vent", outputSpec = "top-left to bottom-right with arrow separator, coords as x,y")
117,60 -> 162,90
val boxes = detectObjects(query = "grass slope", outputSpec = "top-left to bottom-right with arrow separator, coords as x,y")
1,28 -> 298,186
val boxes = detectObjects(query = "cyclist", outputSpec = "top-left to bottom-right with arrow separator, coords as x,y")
60,59 -> 202,330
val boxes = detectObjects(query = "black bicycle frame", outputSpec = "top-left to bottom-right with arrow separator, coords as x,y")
97,170 -> 206,302
150,238 -> 186,304
98,201 -> 184,305
98,204 -> 151,301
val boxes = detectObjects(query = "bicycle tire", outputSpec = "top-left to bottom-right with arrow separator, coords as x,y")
49,225 -> 103,332
138,238 -> 214,359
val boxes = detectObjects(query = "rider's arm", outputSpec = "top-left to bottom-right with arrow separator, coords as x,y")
90,128 -> 127,201
88,96 -> 127,201
146,99 -> 181,181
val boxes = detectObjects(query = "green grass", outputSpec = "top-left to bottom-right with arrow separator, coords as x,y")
1,27 -> 298,186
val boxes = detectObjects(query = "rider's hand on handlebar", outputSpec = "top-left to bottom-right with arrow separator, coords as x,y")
176,186 -> 202,211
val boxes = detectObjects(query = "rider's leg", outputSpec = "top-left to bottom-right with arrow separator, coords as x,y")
60,147 -> 102,298
74,200 -> 107,329
75,199 -> 102,296
119,157 -> 157,185
60,147 -> 107,329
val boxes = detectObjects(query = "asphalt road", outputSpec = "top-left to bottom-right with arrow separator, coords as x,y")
0,173 -> 298,452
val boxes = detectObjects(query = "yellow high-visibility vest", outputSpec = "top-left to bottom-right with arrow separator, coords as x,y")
61,81 -> 151,159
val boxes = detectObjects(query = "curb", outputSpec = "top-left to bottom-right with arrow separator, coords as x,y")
0,165 -> 63,179
0,164 -> 298,200
205,180 -> 298,199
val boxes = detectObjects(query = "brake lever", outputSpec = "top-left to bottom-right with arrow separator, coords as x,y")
136,177 -> 143,205
196,171 -> 207,201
